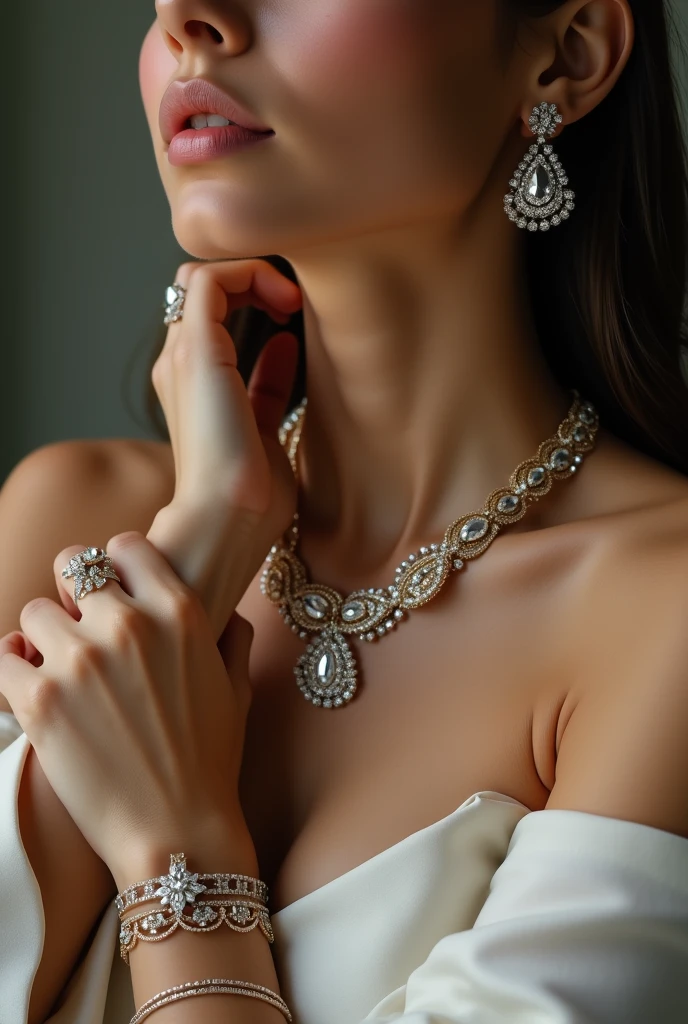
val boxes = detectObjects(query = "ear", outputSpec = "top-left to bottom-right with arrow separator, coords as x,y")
516,0 -> 635,137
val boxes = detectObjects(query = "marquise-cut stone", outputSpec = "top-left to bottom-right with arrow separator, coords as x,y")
550,448 -> 571,470
460,517 -> 489,543
497,494 -> 520,513
527,164 -> 553,201
317,650 -> 337,687
303,593 -> 328,619
342,600 -> 366,622
527,466 -> 546,487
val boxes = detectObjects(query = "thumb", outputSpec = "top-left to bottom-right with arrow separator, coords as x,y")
247,331 -> 300,438
218,612 -> 255,706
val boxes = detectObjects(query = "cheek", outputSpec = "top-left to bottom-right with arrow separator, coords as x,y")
139,19 -> 177,133
283,0 -> 428,101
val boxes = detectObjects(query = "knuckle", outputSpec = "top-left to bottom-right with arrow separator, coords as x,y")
21,596 -> 52,620
111,605 -> 147,641
106,530 -> 143,555
151,356 -> 166,394
174,260 -> 202,283
170,339 -> 194,371
26,675 -> 63,718
164,586 -> 201,625
67,638 -> 107,677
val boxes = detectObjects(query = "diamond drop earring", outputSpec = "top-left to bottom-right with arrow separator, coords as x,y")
504,101 -> 576,232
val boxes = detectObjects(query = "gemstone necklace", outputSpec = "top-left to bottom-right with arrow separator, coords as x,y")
260,389 -> 599,709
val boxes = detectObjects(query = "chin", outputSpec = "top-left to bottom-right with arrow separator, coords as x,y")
167,189 -> 288,260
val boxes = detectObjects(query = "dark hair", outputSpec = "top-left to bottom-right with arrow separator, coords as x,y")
142,0 -> 688,476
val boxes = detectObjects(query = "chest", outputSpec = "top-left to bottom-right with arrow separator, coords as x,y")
235,551 -> 569,915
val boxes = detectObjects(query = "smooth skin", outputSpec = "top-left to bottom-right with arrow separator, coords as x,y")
1,1 -> 688,1021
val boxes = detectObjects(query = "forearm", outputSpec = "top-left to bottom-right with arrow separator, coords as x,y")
117,830 -> 286,1023
18,745 -> 116,1024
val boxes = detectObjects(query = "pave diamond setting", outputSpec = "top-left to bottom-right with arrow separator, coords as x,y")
504,101 -> 575,231
261,390 -> 600,709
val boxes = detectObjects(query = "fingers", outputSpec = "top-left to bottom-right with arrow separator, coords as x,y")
152,258 -> 302,508
172,258 -> 302,325
247,332 -> 300,438
0,639 -> 39,723
57,532 -> 194,615
54,544 -> 131,621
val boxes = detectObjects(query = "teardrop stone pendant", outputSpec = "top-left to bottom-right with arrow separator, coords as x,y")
503,101 -> 575,232
294,626 -> 358,708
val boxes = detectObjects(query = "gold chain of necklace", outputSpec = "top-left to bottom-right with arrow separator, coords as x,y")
260,389 -> 599,709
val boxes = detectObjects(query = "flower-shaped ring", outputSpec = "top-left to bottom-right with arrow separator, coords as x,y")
61,546 -> 122,602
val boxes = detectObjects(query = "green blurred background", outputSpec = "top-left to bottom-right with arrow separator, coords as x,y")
3,1 -> 688,483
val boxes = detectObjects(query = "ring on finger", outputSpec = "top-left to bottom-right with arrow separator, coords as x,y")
163,283 -> 187,325
61,546 -> 122,603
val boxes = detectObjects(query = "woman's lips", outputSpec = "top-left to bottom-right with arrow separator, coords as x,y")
167,124 -> 275,166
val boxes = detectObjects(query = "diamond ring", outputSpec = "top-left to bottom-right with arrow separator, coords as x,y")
61,546 -> 122,602
163,283 -> 187,325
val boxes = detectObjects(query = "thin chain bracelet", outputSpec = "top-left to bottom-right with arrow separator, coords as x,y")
129,977 -> 293,1024
119,898 -> 274,964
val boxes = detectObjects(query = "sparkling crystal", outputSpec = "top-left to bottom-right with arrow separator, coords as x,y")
527,466 -> 546,487
192,905 -> 218,926
317,650 -> 336,686
303,593 -> 328,619
460,517 -> 489,543
142,912 -> 166,933
573,425 -> 588,443
527,164 -> 554,201
550,448 -> 571,470
579,407 -> 595,425
166,285 -> 180,306
497,494 -> 520,513
341,598 -> 368,622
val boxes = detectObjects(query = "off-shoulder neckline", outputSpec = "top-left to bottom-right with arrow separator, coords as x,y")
271,789 -> 529,919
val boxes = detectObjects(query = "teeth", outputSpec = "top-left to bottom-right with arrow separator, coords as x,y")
189,114 -> 235,129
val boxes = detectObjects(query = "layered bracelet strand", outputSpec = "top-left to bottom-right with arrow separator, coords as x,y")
116,852 -> 292,1022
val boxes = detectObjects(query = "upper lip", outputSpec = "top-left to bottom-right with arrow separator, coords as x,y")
159,77 -> 273,143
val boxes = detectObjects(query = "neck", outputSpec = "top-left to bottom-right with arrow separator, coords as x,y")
284,215 -> 574,580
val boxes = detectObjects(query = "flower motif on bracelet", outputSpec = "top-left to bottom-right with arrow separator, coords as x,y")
153,854 -> 208,914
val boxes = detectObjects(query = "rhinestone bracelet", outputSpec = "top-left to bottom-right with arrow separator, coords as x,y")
119,897 -> 274,964
116,852 -> 268,916
129,977 -> 293,1024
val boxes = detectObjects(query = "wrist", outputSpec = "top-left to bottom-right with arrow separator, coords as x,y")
111,820 -> 260,895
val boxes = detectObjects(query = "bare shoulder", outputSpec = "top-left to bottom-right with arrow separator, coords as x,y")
544,430 -> 688,837
0,438 -> 174,713
1,436 -> 174,516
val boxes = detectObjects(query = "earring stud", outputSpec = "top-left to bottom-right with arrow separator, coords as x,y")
504,101 -> 576,232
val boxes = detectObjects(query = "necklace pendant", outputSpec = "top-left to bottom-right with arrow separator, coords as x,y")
295,626 -> 358,709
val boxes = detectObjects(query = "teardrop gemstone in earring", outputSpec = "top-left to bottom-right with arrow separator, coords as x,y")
504,101 -> 576,231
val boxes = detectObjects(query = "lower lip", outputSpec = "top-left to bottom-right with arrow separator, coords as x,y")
168,125 -> 275,166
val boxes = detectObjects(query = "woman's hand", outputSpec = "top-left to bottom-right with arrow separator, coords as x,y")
148,257 -> 303,635
0,257 -> 303,885
0,537 -> 259,890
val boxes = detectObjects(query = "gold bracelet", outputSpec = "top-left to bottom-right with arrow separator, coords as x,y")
128,977 -> 293,1023
119,898 -> 274,964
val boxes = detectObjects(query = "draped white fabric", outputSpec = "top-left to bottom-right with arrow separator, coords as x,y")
2,711 -> 688,1024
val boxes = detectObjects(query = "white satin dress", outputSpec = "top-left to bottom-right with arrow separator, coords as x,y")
2,710 -> 688,1024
